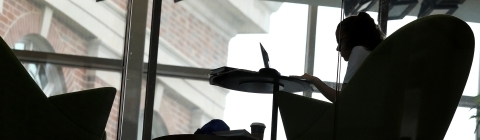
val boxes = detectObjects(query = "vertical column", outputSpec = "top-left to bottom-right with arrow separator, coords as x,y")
477,53 -> 480,140
40,6 -> 53,38
153,83 -> 165,113
118,0 -> 149,139
86,39 -> 102,89
476,43 -> 480,140
142,0 -> 163,139
378,0 -> 389,35
477,109 -> 480,140
303,5 -> 318,98
0,0 -> 4,14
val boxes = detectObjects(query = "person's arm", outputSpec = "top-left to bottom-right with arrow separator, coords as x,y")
292,73 -> 339,102
309,76 -> 338,102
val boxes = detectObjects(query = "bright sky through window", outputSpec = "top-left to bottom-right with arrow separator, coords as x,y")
224,3 -> 479,140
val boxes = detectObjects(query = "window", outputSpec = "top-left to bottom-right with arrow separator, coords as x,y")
14,34 -> 66,97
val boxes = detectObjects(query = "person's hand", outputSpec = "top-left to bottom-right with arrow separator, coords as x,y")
290,73 -> 318,82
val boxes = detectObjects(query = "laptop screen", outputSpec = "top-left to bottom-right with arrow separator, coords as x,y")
260,43 -> 270,68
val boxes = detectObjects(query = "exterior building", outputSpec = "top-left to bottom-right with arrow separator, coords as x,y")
0,0 -> 280,139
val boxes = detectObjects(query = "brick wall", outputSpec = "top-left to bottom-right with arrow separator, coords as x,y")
111,0 -> 128,11
94,77 -> 121,140
47,18 -> 88,56
158,0 -> 229,68
47,18 -> 89,92
112,0 -> 229,68
1,0 -> 41,46
159,89 -> 192,134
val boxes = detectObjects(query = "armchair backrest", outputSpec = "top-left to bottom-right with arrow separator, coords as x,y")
338,15 -> 475,139
0,35 -> 48,109
0,36 -> 117,139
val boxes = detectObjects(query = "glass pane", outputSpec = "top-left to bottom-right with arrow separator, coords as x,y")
14,42 -> 25,50
312,5 -> 381,100
151,1 -> 308,140
228,2 -> 309,140
389,5 -> 409,17
314,5 -> 344,83
151,77 -> 225,137
0,0 -> 128,139
313,6 -> 379,87
156,0 -> 296,70
226,2 -> 308,140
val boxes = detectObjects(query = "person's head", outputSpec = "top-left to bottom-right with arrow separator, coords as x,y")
336,12 -> 385,61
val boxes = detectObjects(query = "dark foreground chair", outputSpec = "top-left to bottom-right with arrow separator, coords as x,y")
0,36 -> 116,140
277,15 -> 475,140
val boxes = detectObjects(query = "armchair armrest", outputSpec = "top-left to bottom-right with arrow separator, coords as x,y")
48,87 -> 116,137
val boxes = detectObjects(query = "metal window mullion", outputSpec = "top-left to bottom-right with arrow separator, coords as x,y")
303,5 -> 318,98
118,0 -> 149,139
378,0 -> 389,34
142,0 -> 163,139
13,50 -> 212,81
477,55 -> 480,139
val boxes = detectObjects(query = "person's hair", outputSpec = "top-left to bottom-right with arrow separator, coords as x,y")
337,12 -> 385,51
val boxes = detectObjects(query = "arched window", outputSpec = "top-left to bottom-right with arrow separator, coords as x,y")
13,34 -> 67,97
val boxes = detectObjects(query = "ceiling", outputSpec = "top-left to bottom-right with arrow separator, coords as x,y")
264,0 -> 480,23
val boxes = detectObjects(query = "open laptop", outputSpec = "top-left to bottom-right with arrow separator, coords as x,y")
211,43 -> 271,75
260,43 -> 270,69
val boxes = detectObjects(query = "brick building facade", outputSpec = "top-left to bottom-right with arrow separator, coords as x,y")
1,0 -> 89,93
0,0 -> 281,139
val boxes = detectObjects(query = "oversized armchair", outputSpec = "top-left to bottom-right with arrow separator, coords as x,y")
277,15 -> 475,140
0,36 -> 116,139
